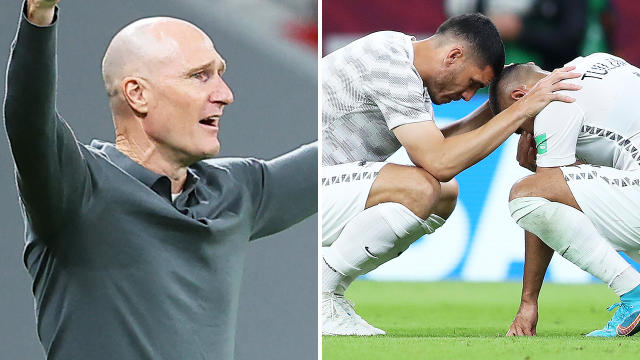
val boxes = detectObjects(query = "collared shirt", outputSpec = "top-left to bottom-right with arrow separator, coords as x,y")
4,5 -> 317,360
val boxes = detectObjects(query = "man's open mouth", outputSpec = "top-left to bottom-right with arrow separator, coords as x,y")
199,116 -> 218,127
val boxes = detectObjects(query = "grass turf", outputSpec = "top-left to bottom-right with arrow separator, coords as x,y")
322,281 -> 640,359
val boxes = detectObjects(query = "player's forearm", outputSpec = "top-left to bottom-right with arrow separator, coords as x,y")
415,103 -> 528,181
521,231 -> 554,305
440,101 -> 493,138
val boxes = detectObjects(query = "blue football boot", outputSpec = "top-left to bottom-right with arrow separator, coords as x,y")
617,310 -> 640,336
588,285 -> 640,337
616,285 -> 640,336
586,302 -> 634,337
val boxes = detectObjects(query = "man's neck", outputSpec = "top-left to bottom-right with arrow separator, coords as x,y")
115,135 -> 188,194
412,37 -> 439,86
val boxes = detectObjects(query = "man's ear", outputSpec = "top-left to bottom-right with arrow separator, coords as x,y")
121,77 -> 149,116
511,86 -> 528,101
444,46 -> 463,67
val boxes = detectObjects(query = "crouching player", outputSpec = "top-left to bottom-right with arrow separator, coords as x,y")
489,55 -> 640,337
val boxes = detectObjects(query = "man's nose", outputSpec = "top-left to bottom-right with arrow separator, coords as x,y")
210,76 -> 234,105
462,89 -> 476,101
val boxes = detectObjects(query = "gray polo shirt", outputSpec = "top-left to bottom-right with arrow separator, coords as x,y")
4,6 -> 317,360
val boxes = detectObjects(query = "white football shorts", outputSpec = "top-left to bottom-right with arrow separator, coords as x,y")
321,161 -> 386,246
561,164 -> 640,256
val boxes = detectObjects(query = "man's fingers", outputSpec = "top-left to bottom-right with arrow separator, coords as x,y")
528,133 -> 536,150
552,82 -> 582,91
551,94 -> 577,103
527,149 -> 536,171
28,0 -> 59,9
554,65 -> 576,72
547,71 -> 582,85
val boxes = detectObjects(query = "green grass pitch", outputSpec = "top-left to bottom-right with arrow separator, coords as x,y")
322,281 -> 640,359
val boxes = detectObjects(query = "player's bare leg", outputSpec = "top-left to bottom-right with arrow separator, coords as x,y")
509,167 -> 640,337
322,164 -> 458,336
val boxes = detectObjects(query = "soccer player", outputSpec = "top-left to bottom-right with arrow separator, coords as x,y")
488,55 -> 640,337
322,13 -> 581,336
4,1 -> 316,358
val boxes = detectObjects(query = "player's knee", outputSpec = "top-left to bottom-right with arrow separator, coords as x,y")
509,175 -> 536,201
405,169 -> 441,219
433,178 -> 458,219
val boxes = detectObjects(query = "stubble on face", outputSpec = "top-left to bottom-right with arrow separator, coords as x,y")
426,67 -> 459,105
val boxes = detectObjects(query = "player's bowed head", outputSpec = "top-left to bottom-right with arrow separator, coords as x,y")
412,13 -> 504,105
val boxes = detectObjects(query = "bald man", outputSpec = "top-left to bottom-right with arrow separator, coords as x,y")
488,55 -> 640,337
4,1 -> 316,359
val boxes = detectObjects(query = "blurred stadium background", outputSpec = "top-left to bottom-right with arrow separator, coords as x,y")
322,0 -> 640,284
0,1 -> 316,359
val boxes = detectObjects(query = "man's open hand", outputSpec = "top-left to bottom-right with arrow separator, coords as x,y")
506,302 -> 538,336
515,66 -> 582,120
27,0 -> 59,26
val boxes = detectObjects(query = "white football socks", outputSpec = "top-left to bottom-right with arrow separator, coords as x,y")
322,202 -> 444,294
510,197 -> 640,295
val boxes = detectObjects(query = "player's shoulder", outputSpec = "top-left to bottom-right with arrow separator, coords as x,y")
536,98 -> 585,128
565,53 -> 628,73
362,30 -> 412,43
195,157 -> 265,182
369,31 -> 413,52
346,31 -> 413,59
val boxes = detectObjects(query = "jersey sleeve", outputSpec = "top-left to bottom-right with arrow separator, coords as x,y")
4,5 -> 91,237
249,143 -> 317,240
364,38 -> 434,130
534,101 -> 585,167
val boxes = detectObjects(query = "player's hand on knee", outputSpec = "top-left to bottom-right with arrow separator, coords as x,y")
517,131 -> 537,172
518,66 -> 582,119
27,0 -> 59,26
506,302 -> 538,336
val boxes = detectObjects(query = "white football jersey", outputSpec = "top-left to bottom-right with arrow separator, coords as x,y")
322,31 -> 434,166
534,53 -> 640,171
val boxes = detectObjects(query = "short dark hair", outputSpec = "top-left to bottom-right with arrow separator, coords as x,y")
436,13 -> 505,81
488,63 -> 535,115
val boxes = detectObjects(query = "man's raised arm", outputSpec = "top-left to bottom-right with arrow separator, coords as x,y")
4,0 -> 90,237
250,142 -> 317,240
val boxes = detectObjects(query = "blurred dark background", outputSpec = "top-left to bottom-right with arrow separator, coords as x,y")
324,0 -> 639,69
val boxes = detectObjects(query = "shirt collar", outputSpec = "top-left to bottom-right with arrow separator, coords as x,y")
91,140 -> 200,202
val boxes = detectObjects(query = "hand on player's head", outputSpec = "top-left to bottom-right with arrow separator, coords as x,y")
515,65 -> 582,119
